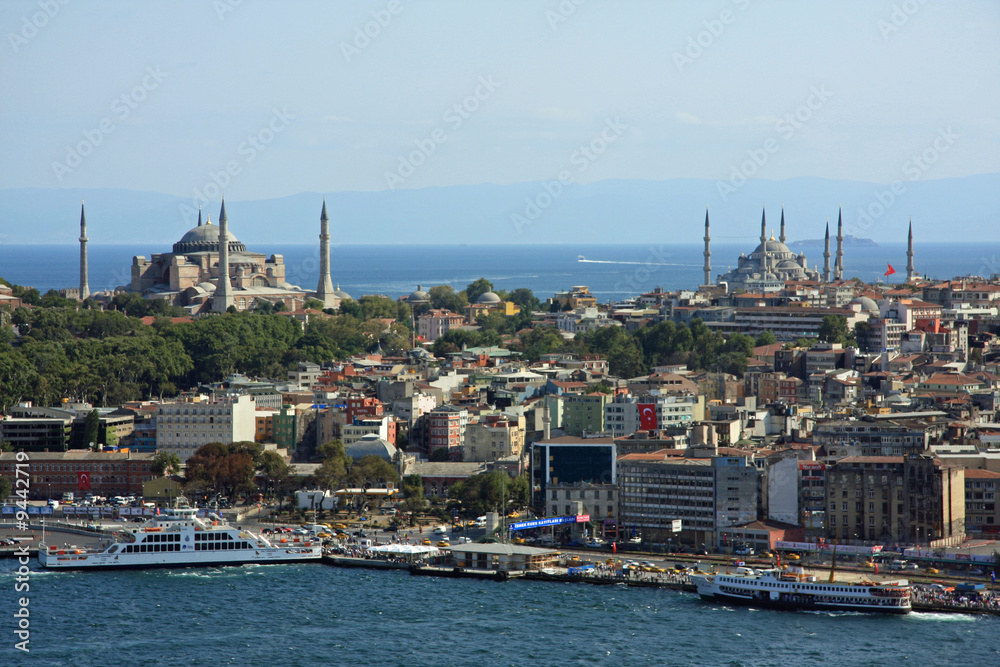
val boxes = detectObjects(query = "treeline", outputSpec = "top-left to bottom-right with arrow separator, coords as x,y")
0,290 -> 413,412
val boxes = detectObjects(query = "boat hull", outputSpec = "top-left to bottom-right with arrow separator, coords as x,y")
697,590 -> 910,615
38,547 -> 321,570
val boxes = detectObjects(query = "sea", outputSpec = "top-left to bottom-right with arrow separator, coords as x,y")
4,243 -> 1000,304
2,560 -> 998,666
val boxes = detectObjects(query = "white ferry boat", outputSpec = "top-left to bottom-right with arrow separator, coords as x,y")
691,566 -> 911,614
38,501 -> 320,570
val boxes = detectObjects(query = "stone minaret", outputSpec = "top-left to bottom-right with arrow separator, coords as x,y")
834,206 -> 844,280
197,206 -> 202,227
906,218 -> 915,282
760,206 -> 767,245
79,201 -> 90,300
822,219 -> 831,283
213,199 -> 234,312
315,199 -> 336,307
779,205 -> 786,244
702,208 -> 711,285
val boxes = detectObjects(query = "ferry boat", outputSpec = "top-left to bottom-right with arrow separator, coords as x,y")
38,500 -> 321,570
691,566 -> 911,614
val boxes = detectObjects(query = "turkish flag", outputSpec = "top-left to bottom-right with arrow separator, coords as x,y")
77,471 -> 91,491
638,404 -> 658,430
885,263 -> 896,277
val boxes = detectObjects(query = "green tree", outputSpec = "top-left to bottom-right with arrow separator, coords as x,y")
0,476 -> 11,500
348,455 -> 399,489
152,451 -> 182,477
401,474 -> 426,512
754,331 -> 777,346
258,450 -> 292,499
465,278 -> 494,304
818,315 -> 853,346
83,410 -> 100,449
506,287 -> 542,313
428,285 -> 468,313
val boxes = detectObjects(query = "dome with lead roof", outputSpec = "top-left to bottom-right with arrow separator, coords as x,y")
173,221 -> 246,255
477,291 -> 502,304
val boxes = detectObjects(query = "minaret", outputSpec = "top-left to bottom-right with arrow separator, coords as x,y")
834,206 -> 844,280
543,397 -> 551,441
197,206 -> 202,227
212,199 -> 234,312
702,208 -> 712,285
760,206 -> 767,245
905,218 -> 915,282
315,199 -> 336,307
79,201 -> 90,301
822,219 -> 831,283
779,205 -> 786,244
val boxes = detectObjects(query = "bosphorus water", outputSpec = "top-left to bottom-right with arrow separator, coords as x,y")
4,243 -> 1000,304
3,560 -> 998,666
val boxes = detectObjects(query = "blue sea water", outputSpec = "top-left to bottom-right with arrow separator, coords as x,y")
3,243 -> 1000,304
2,560 -> 998,666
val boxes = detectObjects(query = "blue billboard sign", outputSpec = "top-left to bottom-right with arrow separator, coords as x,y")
509,515 -> 589,531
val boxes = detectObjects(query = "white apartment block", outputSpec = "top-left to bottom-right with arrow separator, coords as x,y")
155,394 -> 256,461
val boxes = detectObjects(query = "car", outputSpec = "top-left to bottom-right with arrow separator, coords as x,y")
969,567 -> 985,576
925,567 -> 940,575
454,536 -> 472,544
564,540 -> 585,548
384,525 -> 399,533
784,553 -> 801,561
436,540 -> 451,548
421,538 -> 432,546
512,537 -> 525,545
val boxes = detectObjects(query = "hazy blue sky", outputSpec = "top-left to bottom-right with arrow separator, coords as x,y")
2,0 -> 997,200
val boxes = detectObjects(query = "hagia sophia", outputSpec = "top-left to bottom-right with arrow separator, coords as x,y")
119,199 -> 347,314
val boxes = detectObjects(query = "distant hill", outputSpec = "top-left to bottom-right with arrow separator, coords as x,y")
789,235 -> 879,248
0,173 -> 996,246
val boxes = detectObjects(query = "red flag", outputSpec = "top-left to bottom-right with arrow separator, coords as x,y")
885,263 -> 896,277
638,404 -> 657,430
77,471 -> 91,491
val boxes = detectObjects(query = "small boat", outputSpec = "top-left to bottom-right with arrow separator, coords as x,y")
577,254 -> 586,261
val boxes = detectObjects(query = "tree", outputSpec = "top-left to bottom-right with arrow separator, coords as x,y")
83,410 -> 100,449
152,451 -> 182,477
506,287 -> 542,313
258,450 -> 291,499
401,474 -> 426,512
817,315 -> 853,346
449,470 -> 527,517
315,440 -> 350,494
428,285 -> 468,313
465,278 -> 494,304
348,455 -> 399,489
0,476 -> 10,501
754,331 -> 777,347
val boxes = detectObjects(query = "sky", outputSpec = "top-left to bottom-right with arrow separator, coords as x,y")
2,0 -> 998,201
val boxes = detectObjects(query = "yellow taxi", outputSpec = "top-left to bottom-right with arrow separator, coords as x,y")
421,538 -> 432,546
436,540 -> 451,548
925,567 -> 939,575
785,553 -> 801,561
512,537 -> 525,545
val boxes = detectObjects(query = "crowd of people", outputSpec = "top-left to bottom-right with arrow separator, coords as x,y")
912,585 -> 1000,612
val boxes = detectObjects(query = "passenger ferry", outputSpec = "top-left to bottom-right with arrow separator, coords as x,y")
38,500 -> 320,570
691,566 -> 911,614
